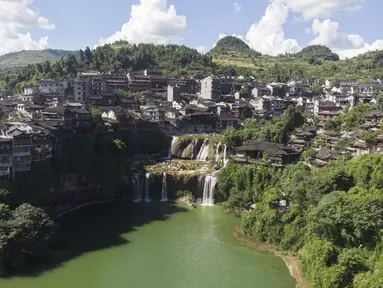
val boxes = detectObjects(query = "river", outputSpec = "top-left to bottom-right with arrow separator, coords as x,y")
0,201 -> 296,288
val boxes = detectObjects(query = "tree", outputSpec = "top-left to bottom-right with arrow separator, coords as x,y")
377,93 -> 383,109
84,46 -> 93,64
79,49 -> 85,63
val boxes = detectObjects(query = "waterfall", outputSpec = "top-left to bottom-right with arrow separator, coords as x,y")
215,142 -> 222,164
168,136 -> 178,159
223,144 -> 229,168
196,139 -> 210,161
161,173 -> 168,202
145,173 -> 152,203
190,139 -> 197,160
132,173 -> 143,202
202,174 -> 217,206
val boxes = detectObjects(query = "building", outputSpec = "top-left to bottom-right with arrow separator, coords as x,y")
313,100 -> 342,118
23,85 -> 38,96
141,106 -> 166,123
127,73 -> 151,93
252,85 -> 271,98
39,79 -> 68,96
234,142 -> 301,166
10,130 -> 32,173
168,78 -> 198,94
200,76 -> 220,101
167,85 -> 181,102
0,138 -> 13,177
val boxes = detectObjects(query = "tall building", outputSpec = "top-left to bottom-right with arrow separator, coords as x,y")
167,85 -> 181,102
200,76 -> 220,101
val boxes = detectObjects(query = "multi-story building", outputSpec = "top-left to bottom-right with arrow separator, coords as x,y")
11,131 -> 32,173
127,73 -> 151,93
39,79 -> 68,96
167,85 -> 181,102
141,106 -> 166,123
23,85 -> 38,96
0,138 -> 13,177
251,85 -> 272,98
168,78 -> 198,94
200,76 -> 220,101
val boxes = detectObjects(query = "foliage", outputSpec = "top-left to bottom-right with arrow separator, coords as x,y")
217,154 -> 383,287
377,93 -> 383,110
223,106 -> 305,147
0,203 -> 56,275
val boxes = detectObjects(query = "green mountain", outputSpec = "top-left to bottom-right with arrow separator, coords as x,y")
0,49 -> 79,69
295,45 -> 340,61
210,36 -> 252,54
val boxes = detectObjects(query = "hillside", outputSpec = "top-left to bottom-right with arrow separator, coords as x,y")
0,49 -> 79,69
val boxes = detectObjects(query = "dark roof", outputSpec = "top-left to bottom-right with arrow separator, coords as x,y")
235,142 -> 299,155
315,148 -> 340,160
43,105 -> 66,114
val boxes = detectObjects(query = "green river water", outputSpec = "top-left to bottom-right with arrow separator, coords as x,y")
0,201 -> 295,288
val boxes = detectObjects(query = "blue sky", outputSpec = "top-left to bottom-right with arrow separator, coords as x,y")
1,0 -> 383,58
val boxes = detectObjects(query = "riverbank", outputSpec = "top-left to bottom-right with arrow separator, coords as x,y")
232,226 -> 309,288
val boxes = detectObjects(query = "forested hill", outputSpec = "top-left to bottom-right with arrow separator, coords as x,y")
0,49 -> 79,69
1,38 -> 383,92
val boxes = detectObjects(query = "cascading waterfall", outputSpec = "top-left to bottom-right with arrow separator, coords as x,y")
197,139 -> 210,161
190,139 -> 197,160
202,174 -> 217,206
168,136 -> 178,159
223,144 -> 229,168
145,173 -> 152,203
161,173 -> 168,202
132,173 -> 143,202
215,142 -> 222,164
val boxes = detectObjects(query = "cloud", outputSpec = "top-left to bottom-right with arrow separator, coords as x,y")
99,0 -> 187,46
309,19 -> 364,49
245,2 -> 301,55
233,2 -> 241,12
273,0 -> 364,20
307,18 -> 383,59
196,46 -> 209,54
0,0 -> 55,55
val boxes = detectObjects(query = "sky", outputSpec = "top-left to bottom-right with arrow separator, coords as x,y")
1,0 -> 383,59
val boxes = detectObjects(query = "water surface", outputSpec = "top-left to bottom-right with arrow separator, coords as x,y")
0,201 -> 295,288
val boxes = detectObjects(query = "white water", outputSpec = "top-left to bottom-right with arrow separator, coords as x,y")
168,136 -> 178,159
145,173 -> 152,203
161,172 -> 168,202
223,144 -> 229,168
133,173 -> 143,202
202,174 -> 217,206
197,139 -> 210,161
190,139 -> 197,160
215,142 -> 221,164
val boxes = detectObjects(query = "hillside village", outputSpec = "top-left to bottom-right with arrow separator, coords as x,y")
0,59 -> 382,178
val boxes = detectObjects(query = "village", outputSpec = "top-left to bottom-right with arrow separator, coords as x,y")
0,69 -> 382,178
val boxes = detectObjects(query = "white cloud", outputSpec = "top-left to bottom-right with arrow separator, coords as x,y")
233,2 -> 241,12
245,2 -> 301,55
307,18 -> 383,59
309,19 -> 364,49
273,0 -> 364,20
0,0 -> 55,55
196,46 -> 209,54
99,0 -> 187,46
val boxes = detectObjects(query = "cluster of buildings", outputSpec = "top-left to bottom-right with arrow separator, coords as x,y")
0,69 -> 382,173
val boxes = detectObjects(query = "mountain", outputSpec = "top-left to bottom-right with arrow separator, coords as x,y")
0,49 -> 79,69
295,45 -> 340,61
209,36 -> 253,55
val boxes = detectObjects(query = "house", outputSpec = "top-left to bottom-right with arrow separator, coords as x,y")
179,112 -> 216,133
39,79 -> 68,96
120,98 -> 140,112
234,91 -> 251,100
0,138 -> 13,177
200,76 -> 220,101
17,104 -> 45,120
346,140 -> 370,156
365,110 -> 383,123
141,106 -> 166,124
168,78 -> 198,94
311,148 -> 341,167
219,76 -> 235,95
127,73 -> 151,93
23,85 -> 38,96
31,132 -> 53,162
9,130 -> 32,173
99,106 -> 123,120
314,100 -> 342,119
216,115 -> 240,130
251,85 -> 271,98
234,142 -> 301,166
64,108 -> 92,131
167,85 -> 181,102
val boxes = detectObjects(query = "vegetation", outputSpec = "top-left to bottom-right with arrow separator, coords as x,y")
0,49 -> 78,69
0,202 -> 56,275
217,154 -> 383,287
223,106 -> 305,147
2,37 -> 383,93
